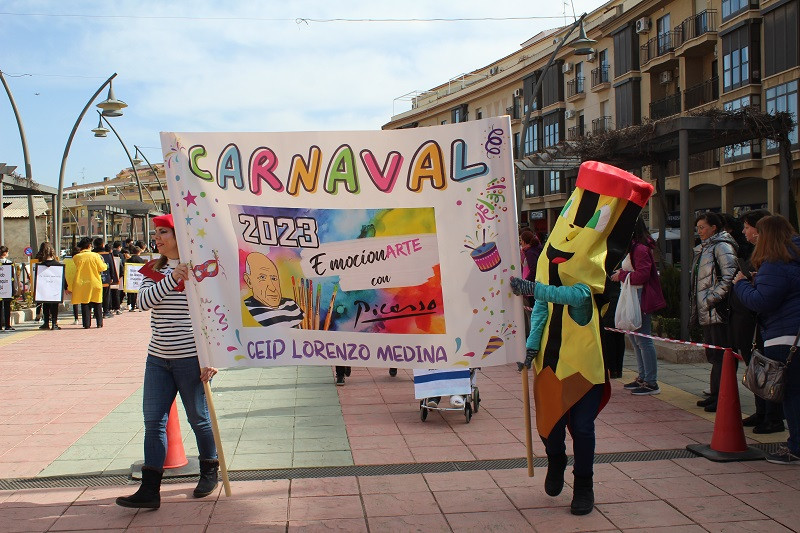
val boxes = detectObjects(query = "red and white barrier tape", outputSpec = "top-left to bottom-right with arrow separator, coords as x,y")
604,327 -> 743,361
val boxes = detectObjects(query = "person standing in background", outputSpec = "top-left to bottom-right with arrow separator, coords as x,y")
34,242 -> 64,330
0,245 -> 17,331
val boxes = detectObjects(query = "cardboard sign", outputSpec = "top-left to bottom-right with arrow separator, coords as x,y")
0,264 -> 12,298
33,264 -> 65,303
124,263 -> 146,293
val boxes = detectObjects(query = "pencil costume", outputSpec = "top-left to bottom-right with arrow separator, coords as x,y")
511,161 -> 653,515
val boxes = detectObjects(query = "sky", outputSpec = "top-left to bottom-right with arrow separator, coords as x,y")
1,0 -> 604,190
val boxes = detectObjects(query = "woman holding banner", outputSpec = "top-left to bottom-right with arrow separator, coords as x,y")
116,214 -> 219,510
0,245 -> 16,331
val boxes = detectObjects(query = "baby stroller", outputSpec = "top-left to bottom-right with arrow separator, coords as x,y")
414,368 -> 480,423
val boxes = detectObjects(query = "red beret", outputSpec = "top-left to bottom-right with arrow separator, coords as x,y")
153,214 -> 174,230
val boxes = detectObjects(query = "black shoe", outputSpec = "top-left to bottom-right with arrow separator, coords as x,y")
752,421 -> 786,434
697,397 -> 716,407
336,375 -> 345,386
704,402 -> 717,413
116,467 -> 162,509
623,378 -> 643,390
194,459 -> 219,498
52,325 -> 61,330
4,327 -> 15,331
389,368 -> 397,377
742,413 -> 763,427
544,454 -> 568,496
570,475 -> 594,515
39,324 -> 49,330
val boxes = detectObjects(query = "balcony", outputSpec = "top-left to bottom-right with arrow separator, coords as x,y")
684,76 -> 719,110
641,30 -> 680,67
590,65 -> 610,90
674,10 -> 717,49
649,93 -> 682,120
566,77 -> 585,99
592,116 -> 612,134
567,124 -> 585,141
665,149 -> 719,176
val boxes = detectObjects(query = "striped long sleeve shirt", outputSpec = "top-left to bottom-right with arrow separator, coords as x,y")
138,260 -> 197,359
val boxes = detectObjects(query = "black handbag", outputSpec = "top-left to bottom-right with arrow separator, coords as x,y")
742,326 -> 799,403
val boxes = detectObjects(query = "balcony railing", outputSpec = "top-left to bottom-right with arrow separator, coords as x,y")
666,149 -> 719,176
684,76 -> 719,110
650,93 -> 682,120
591,65 -> 610,88
641,30 -> 680,65
592,116 -> 612,134
566,77 -> 585,98
567,125 -> 585,141
674,10 -> 717,48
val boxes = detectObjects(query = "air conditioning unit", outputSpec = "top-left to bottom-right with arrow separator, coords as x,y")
489,66 -> 499,75
659,70 -> 673,84
635,17 -> 651,34
562,62 -> 573,74
513,88 -> 523,98
587,52 -> 596,62
565,109 -> 576,119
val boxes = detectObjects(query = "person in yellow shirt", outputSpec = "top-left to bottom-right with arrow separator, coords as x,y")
65,237 -> 107,328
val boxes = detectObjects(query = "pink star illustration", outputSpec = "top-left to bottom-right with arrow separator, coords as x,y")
184,191 -> 198,206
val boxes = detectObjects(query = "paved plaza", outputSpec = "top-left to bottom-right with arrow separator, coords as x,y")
0,310 -> 797,532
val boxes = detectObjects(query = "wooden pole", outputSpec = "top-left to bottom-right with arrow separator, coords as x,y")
203,381 -> 232,496
521,368 -> 534,477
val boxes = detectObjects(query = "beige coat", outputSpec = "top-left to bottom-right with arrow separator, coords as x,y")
67,250 -> 107,304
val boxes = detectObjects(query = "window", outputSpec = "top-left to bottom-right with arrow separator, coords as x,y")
722,0 -> 750,21
541,67 -> 563,107
524,171 -> 537,197
723,96 -> 756,162
544,118 -> 559,147
476,108 -> 483,120
441,120 -> 447,125
451,105 -> 467,123
548,171 -> 563,194
766,80 -> 799,152
613,26 -> 638,76
615,78 -> 641,128
763,0 -> 799,77
524,122 -> 539,155
657,14 -> 672,55
514,132 -> 520,159
722,26 -> 754,92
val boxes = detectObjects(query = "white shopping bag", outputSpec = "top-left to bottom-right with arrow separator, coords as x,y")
615,277 -> 642,331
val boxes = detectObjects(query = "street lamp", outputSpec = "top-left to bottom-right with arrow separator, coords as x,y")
94,111 -> 156,241
517,13 -> 595,210
1,70 -> 39,251
133,146 -> 170,213
55,74 -> 125,251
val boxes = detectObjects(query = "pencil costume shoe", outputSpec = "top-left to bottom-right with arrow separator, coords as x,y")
116,467 -> 162,509
194,459 -> 219,498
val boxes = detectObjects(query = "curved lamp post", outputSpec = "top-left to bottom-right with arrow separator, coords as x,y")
1,70 -> 39,251
55,74 -> 126,250
133,145 -> 170,213
94,111 -> 156,240
517,13 -> 595,213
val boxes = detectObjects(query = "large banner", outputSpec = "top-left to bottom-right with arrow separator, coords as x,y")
160,118 -> 524,369
33,264 -> 65,303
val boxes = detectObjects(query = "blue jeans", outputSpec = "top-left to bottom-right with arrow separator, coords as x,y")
765,345 -> 800,455
630,289 -> 658,383
143,355 -> 217,469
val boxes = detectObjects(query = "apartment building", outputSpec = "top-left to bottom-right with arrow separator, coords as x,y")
383,0 -> 800,240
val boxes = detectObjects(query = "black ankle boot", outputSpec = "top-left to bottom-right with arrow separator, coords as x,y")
193,459 -> 219,498
544,453 -> 568,496
570,475 -> 594,515
116,467 -> 163,509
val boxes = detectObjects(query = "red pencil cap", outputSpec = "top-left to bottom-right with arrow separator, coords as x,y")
576,161 -> 654,207
153,214 -> 174,230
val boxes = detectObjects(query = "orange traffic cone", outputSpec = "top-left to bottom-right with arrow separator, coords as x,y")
687,349 -> 765,461
164,400 -> 189,469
